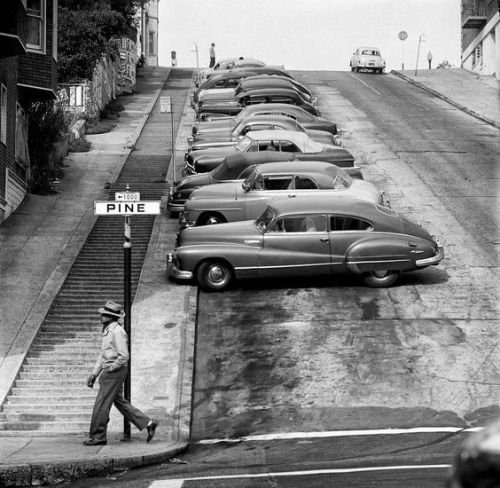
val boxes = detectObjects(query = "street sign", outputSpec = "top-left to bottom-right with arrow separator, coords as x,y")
160,96 -> 172,113
115,191 -> 140,202
94,201 -> 161,215
399,31 -> 408,41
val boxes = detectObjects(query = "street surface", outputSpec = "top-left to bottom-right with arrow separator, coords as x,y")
50,71 -> 498,487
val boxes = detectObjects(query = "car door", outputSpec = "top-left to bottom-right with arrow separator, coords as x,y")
328,214 -> 374,271
258,213 -> 330,277
243,173 -> 295,220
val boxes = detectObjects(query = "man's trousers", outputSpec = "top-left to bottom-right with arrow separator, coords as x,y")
89,366 -> 149,440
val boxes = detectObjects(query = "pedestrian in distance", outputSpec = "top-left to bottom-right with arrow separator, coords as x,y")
209,42 -> 216,68
83,300 -> 158,446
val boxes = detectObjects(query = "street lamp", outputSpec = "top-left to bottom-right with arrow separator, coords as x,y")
415,33 -> 425,76
190,42 -> 199,73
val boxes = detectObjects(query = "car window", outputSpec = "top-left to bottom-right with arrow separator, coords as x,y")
270,96 -> 296,104
246,96 -> 268,105
279,140 -> 300,153
215,80 -> 226,87
270,215 -> 327,232
361,49 -> 380,56
295,176 -> 318,189
243,124 -> 273,134
257,140 -> 276,151
330,216 -> 373,231
270,125 -> 285,131
261,175 -> 293,190
227,79 -> 240,87
238,167 -> 255,179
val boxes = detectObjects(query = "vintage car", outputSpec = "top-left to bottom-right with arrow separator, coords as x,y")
194,57 -> 239,87
236,87 -> 320,116
235,76 -> 315,104
179,161 -> 383,227
193,103 -> 337,136
350,47 -> 386,73
188,115 -> 337,151
167,152 -> 363,213
184,130 -> 354,175
195,88 -> 242,117
167,197 -> 444,291
226,57 -> 266,69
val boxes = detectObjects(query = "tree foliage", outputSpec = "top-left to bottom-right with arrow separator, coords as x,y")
58,1 -> 144,83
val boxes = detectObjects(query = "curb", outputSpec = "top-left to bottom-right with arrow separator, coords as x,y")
390,70 -> 500,130
0,443 -> 186,487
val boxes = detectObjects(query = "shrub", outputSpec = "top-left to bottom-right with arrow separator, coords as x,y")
28,101 -> 69,194
69,138 -> 92,152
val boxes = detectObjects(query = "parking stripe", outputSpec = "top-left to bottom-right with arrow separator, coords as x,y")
149,464 -> 451,487
198,426 -> 482,444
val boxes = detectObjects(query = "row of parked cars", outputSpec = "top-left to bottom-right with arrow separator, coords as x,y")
167,56 -> 443,291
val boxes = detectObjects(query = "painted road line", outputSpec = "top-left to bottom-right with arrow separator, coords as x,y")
198,426 -> 482,444
351,73 -> 383,95
149,464 -> 451,487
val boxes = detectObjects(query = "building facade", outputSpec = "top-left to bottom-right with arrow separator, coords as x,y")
0,0 -> 58,221
137,0 -> 159,67
461,0 -> 500,79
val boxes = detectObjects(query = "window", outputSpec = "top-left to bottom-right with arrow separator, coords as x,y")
246,96 -> 268,105
271,214 -> 327,233
295,176 -> 318,189
242,124 -> 272,134
261,175 -> 293,190
279,140 -> 300,153
26,0 -> 45,52
148,32 -> 156,55
1,84 -> 7,145
330,216 -> 372,231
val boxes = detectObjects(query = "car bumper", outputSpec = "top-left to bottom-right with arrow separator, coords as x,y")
416,245 -> 444,266
167,253 -> 193,281
167,200 -> 185,213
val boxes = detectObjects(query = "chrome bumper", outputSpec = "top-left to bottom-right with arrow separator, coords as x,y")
167,199 -> 185,213
167,253 -> 193,280
416,245 -> 444,267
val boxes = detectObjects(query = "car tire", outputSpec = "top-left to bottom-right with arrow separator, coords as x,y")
196,260 -> 234,292
199,212 -> 227,225
362,270 -> 400,288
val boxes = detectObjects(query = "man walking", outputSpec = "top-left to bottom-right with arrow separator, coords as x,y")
83,300 -> 158,446
209,42 -> 216,68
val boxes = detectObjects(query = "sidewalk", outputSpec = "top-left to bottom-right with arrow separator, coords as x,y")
0,65 -> 498,487
391,67 -> 500,129
0,67 -> 197,486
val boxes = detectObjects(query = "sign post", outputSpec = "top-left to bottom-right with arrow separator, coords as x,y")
398,31 -> 408,70
161,96 -> 175,171
94,185 -> 161,440
415,33 -> 425,76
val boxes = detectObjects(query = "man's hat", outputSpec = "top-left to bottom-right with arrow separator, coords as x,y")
98,300 -> 125,318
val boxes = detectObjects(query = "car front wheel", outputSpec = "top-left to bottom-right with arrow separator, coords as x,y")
199,212 -> 227,225
196,260 -> 234,292
362,269 -> 400,287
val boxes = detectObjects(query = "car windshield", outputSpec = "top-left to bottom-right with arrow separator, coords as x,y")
333,168 -> 352,189
231,119 -> 246,136
234,136 -> 253,152
361,49 -> 380,56
210,162 -> 229,181
256,206 -> 275,232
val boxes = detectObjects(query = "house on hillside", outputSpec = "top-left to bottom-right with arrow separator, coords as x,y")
137,0 -> 159,67
461,0 -> 500,79
0,0 -> 58,222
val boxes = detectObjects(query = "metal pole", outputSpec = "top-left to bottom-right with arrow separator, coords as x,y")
195,42 -> 199,73
171,105 -> 175,170
402,41 -> 405,70
123,201 -> 132,440
415,35 -> 422,76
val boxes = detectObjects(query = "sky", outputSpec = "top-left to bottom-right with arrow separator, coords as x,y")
157,0 -> 461,72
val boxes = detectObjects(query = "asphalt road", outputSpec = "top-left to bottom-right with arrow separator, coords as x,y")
49,71 -> 498,488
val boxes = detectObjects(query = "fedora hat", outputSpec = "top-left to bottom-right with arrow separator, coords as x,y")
98,300 -> 125,318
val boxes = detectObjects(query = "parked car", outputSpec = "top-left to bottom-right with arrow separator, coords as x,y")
168,152 -> 363,213
167,197 -> 444,291
188,115 -> 337,151
179,161 -> 383,227
195,88 -> 242,117
184,130 -> 354,175
350,47 -> 386,73
194,57 -> 239,86
192,71 -> 259,105
226,57 -> 266,69
193,103 -> 337,136
236,87 -> 320,116
235,76 -> 315,104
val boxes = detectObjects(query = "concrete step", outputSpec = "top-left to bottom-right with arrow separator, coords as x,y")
3,402 -> 94,412
20,366 -> 91,374
18,371 -> 87,380
0,412 -> 91,422
6,395 -> 96,404
10,387 -> 92,396
29,345 -> 98,353
0,421 -> 89,431
15,379 -> 91,388
0,430 -> 85,437
24,357 -> 95,365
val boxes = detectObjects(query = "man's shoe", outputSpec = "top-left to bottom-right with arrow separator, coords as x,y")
83,438 -> 107,446
146,420 -> 159,443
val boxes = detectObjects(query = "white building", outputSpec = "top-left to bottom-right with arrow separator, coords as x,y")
461,0 -> 500,80
137,0 -> 159,67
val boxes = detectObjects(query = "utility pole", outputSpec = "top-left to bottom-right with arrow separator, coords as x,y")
415,33 -> 425,76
